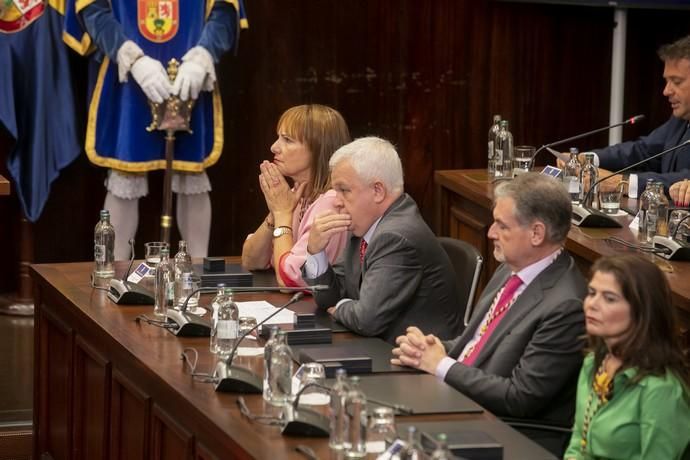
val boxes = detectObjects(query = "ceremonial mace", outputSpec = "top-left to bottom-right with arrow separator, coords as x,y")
146,59 -> 195,245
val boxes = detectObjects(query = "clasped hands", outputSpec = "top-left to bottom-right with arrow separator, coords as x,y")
390,326 -> 448,374
258,161 -> 307,224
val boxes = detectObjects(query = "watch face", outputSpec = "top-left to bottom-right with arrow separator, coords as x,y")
273,227 -> 291,237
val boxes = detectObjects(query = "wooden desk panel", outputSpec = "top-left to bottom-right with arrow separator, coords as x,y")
435,169 -> 690,348
33,260 -> 538,460
0,174 -> 8,196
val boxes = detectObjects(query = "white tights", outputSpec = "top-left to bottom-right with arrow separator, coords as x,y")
104,191 -> 211,260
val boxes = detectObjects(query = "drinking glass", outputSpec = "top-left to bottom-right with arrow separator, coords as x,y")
668,209 -> 690,240
294,362 -> 328,405
512,145 -> 535,177
144,241 -> 169,276
599,190 -> 622,214
238,316 -> 258,339
184,276 -> 204,315
367,407 -> 397,454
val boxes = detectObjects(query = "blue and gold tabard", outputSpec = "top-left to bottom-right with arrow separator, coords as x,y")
65,0 -> 242,172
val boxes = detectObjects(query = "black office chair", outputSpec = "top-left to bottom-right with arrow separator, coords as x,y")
500,417 -> 572,457
437,237 -> 483,326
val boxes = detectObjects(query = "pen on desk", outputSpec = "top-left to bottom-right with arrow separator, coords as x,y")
295,444 -> 318,460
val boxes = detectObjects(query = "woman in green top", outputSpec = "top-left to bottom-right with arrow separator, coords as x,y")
564,255 -> 690,460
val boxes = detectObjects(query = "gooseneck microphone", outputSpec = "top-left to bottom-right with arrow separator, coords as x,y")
533,114 -> 645,163
167,284 -> 329,337
107,239 -> 156,305
281,381 -> 414,437
214,291 -> 307,393
573,139 -> 690,228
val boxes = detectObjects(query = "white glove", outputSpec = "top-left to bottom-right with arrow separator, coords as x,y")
172,46 -> 216,101
130,56 -> 173,104
116,40 -> 144,83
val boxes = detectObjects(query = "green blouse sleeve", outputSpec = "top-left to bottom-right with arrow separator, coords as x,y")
639,374 -> 690,459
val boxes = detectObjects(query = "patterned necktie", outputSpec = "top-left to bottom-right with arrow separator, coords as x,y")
460,274 -> 523,366
359,239 -> 368,265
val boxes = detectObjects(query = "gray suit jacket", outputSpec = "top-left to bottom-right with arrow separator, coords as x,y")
304,194 -> 463,344
442,251 -> 586,425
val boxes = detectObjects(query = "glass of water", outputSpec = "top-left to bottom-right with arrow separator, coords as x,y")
513,145 -> 535,177
599,190 -> 622,214
668,209 -> 690,240
294,362 -> 328,405
367,407 -> 397,454
144,241 -> 169,276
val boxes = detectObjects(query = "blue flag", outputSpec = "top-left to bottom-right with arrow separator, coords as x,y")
0,1 -> 80,222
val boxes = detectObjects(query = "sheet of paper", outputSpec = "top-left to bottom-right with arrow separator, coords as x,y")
237,300 -> 295,325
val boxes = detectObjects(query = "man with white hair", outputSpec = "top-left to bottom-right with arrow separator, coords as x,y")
302,136 -> 462,344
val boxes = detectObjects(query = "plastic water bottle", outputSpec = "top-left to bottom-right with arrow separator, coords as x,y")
268,330 -> 293,406
215,288 -> 239,358
344,376 -> 367,458
494,120 -> 513,179
580,152 -> 599,208
487,115 -> 501,177
262,326 -> 280,402
563,148 -> 581,204
92,210 -> 115,288
153,248 -> 174,320
173,240 -> 194,310
209,283 -> 227,354
329,368 -> 350,452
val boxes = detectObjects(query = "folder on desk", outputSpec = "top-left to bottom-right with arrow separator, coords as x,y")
297,346 -> 372,377
337,374 -> 484,415
398,420 -> 557,460
294,337 -> 419,374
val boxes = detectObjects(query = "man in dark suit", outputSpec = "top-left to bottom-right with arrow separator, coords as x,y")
392,173 -> 586,452
302,136 -> 462,344
560,35 -> 690,196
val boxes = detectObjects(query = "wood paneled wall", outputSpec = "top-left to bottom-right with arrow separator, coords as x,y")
1,1 -> 689,291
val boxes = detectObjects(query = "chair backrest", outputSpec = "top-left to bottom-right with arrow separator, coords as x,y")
437,237 -> 483,326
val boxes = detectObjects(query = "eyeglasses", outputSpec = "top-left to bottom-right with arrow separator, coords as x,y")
236,396 -> 284,426
180,347 -> 218,383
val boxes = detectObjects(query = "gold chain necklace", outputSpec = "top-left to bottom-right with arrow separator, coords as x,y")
580,355 -> 614,454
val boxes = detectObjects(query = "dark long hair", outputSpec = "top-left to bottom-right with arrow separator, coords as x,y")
587,255 -> 690,388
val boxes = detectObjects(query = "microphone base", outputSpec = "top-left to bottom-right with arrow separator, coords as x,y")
652,236 -> 690,261
213,361 -> 263,393
107,279 -> 154,305
281,405 -> 330,437
165,310 -> 212,337
571,205 -> 622,228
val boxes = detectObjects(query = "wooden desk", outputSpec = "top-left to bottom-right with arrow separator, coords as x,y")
31,260 -> 554,460
0,174 -> 9,196
435,169 -> 690,347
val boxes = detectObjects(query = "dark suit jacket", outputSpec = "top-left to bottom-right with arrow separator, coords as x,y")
595,116 -> 690,192
442,251 -> 586,425
303,193 -> 463,344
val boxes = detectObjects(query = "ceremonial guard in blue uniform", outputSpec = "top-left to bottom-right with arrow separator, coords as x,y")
64,0 -> 247,258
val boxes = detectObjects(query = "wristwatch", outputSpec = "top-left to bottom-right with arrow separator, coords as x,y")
272,226 -> 292,238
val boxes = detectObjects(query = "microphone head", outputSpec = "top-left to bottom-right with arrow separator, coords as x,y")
629,114 -> 645,124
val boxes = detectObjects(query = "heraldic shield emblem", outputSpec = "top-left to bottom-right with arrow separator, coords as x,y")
0,0 -> 45,33
138,0 -> 179,43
